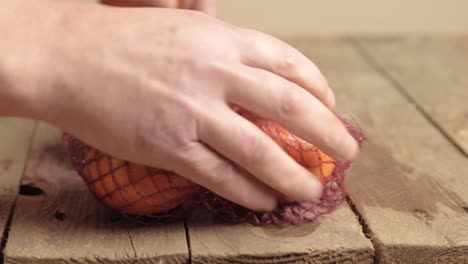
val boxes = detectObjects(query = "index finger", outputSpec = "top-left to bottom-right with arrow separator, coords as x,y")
223,65 -> 358,162
237,28 -> 336,109
199,106 -> 324,203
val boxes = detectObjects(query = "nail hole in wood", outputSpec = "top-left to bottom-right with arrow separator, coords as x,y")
19,184 -> 44,196
463,207 -> 468,212
413,209 -> 433,221
54,211 -> 66,221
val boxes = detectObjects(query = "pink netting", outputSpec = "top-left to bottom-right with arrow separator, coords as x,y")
63,114 -> 364,226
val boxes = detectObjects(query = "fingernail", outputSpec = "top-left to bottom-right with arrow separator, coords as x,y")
261,198 -> 278,212
337,134 -> 359,162
300,176 -> 324,203
326,88 -> 336,110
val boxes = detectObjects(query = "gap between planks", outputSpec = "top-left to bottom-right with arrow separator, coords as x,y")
344,37 -> 468,263
0,201 -> 17,264
343,36 -> 468,262
265,37 -> 468,263
7,38 -> 467,263
184,220 -> 192,264
0,119 -> 37,264
339,37 -> 468,263
4,123 -> 189,264
340,37 -> 408,264
346,196 -> 382,264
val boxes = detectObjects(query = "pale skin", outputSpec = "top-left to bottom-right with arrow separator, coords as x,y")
0,0 -> 359,212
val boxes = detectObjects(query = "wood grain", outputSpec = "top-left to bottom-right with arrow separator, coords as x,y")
297,39 -> 468,263
0,118 -> 36,258
188,39 -> 375,263
3,38 -> 468,263
189,205 -> 373,264
4,123 -> 188,264
355,37 -> 468,156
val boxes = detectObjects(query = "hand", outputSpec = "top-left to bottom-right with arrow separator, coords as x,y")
5,0 -> 358,211
101,0 -> 217,16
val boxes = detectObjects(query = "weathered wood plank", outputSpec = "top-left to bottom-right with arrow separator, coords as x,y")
299,39 -> 468,263
0,118 -> 36,187
355,37 -> 468,156
0,118 -> 36,257
5,37 -> 467,264
189,205 -> 374,264
187,40 -> 376,264
4,122 -> 188,264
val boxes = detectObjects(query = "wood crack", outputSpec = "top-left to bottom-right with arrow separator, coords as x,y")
0,201 -> 16,264
1,122 -> 37,264
184,220 -> 192,264
126,228 -> 138,263
346,196 -> 382,264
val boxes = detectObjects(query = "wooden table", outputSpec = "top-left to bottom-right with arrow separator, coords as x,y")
1,37 -> 467,264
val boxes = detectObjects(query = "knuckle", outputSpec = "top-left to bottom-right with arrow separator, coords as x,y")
276,47 -> 297,74
173,142 -> 200,164
210,62 -> 248,92
239,133 -> 271,167
184,152 -> 235,187
173,142 -> 233,185
321,131 -> 343,150
205,61 -> 235,78
279,87 -> 304,116
171,129 -> 196,149
173,143 -> 206,173
134,122 -> 161,154
135,114 -> 195,155
205,162 -> 235,187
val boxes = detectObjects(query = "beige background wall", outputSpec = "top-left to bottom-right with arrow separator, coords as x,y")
217,0 -> 468,36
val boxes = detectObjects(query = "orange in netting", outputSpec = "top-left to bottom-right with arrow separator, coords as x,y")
67,112 -> 336,216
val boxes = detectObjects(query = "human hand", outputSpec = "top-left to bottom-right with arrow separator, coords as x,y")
101,0 -> 217,16
10,0 -> 358,211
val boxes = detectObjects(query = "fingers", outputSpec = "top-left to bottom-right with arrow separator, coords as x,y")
100,0 -> 179,8
172,141 -> 277,211
224,65 -> 359,162
198,106 -> 324,203
238,29 -> 336,109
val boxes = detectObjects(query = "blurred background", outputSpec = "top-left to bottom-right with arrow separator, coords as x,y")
216,0 -> 468,36
79,0 -> 468,36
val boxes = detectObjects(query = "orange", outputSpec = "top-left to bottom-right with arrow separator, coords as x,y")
78,112 -> 336,215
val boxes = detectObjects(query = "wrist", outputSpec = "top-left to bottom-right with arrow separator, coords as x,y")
0,0 -> 79,122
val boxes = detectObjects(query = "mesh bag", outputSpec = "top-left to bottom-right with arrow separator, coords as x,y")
64,111 -> 364,226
